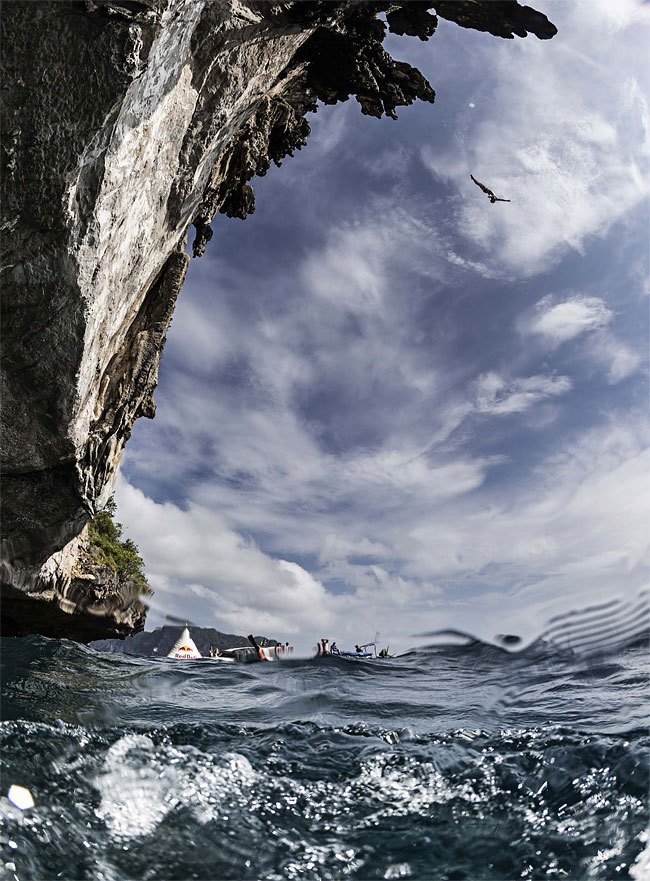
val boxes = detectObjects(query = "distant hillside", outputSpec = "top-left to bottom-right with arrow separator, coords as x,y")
91,626 -> 278,657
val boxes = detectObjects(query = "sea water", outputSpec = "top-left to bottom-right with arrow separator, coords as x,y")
0,635 -> 648,880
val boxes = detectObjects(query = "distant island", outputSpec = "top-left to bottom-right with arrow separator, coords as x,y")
91,626 -> 279,658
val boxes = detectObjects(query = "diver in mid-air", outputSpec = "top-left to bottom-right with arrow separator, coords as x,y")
470,174 -> 510,203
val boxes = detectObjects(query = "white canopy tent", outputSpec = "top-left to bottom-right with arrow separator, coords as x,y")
167,627 -> 202,659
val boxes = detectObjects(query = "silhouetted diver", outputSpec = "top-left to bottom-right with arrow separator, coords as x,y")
470,174 -> 510,203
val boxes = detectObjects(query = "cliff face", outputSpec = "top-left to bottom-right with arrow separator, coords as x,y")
0,0 -> 556,641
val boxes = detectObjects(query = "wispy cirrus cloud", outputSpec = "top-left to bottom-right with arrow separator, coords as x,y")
585,331 -> 643,384
118,1 -> 649,653
526,294 -> 613,345
474,371 -> 572,415
119,408 -> 649,651
416,0 -> 650,276
520,293 -> 644,384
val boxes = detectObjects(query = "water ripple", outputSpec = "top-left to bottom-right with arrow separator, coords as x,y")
0,635 -> 647,879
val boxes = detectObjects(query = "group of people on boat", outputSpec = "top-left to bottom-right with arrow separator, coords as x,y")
208,641 -> 293,658
315,638 -> 391,657
169,626 -> 389,663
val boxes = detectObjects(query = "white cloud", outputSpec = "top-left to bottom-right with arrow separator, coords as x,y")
165,292 -> 235,373
527,294 -> 613,344
445,249 -> 496,278
586,330 -> 643,383
474,371 -> 572,415
366,145 -> 413,179
520,295 -> 643,384
300,207 -> 440,313
340,447 -> 493,502
319,533 -> 391,564
114,477 -> 335,636
303,102 -> 352,159
419,2 -> 650,275
401,418 -> 649,637
116,1 -> 648,655
584,0 -> 650,32
120,403 -> 649,653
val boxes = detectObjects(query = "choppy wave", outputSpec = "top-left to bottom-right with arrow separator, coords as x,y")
1,629 -> 648,880
415,589 -> 650,657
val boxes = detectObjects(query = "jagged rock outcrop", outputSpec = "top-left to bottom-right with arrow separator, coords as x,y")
0,0 -> 557,641
1,525 -> 146,639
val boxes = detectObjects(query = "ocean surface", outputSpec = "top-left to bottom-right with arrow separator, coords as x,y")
1,633 -> 648,881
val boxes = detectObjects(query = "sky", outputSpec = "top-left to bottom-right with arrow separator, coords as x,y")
116,0 -> 650,655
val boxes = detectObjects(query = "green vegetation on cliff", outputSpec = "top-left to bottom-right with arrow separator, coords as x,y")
88,497 -> 150,594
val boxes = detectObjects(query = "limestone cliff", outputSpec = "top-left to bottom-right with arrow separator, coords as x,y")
0,0 -> 557,640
